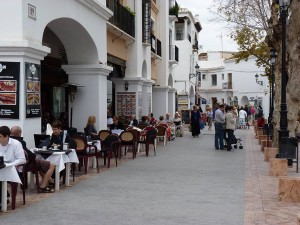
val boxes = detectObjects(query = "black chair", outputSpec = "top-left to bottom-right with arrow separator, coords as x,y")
101,134 -> 120,168
136,129 -> 157,156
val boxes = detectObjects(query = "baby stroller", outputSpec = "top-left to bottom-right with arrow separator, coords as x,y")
224,132 -> 243,150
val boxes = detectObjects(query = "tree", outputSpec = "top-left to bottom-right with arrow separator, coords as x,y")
210,0 -> 272,75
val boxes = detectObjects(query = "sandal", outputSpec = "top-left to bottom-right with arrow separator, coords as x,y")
39,187 -> 55,193
48,182 -> 55,188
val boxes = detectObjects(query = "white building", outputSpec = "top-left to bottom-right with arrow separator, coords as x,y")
198,51 -> 269,114
0,0 -> 199,148
173,8 -> 201,113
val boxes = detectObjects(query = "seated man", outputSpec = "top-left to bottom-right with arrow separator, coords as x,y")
110,116 -> 124,130
0,126 -> 26,207
10,126 -> 55,193
48,120 -> 70,149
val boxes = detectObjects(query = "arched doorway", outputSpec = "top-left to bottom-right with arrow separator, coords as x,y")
240,96 -> 250,107
41,18 -> 99,130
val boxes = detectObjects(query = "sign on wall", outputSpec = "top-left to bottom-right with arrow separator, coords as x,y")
116,92 -> 136,120
25,62 -> 41,118
0,62 -> 20,119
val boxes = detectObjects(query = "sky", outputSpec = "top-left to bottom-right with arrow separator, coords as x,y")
176,0 -> 238,52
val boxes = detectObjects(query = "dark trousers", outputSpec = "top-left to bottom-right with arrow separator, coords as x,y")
215,123 -> 224,149
226,129 -> 234,150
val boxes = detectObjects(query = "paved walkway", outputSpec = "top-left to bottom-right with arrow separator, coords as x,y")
1,126 -> 299,224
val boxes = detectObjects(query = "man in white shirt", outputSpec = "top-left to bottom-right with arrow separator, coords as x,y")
238,107 -> 248,128
0,125 -> 26,208
0,126 -> 26,166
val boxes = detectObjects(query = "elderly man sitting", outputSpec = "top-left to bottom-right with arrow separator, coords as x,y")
10,126 -> 55,193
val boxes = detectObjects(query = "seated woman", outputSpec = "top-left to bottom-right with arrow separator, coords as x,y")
173,112 -> 184,137
84,115 -> 99,140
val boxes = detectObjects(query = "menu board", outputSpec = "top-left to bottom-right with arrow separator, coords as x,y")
116,92 -> 136,119
0,62 -> 20,119
25,62 -> 41,118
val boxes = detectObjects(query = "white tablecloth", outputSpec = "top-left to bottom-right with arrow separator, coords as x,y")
33,149 -> 79,191
0,163 -> 21,183
111,129 -> 124,136
0,163 -> 22,212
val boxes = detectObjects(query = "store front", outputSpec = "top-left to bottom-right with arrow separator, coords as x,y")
0,1 -> 113,147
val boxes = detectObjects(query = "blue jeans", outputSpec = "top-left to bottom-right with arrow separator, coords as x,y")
215,123 -> 224,149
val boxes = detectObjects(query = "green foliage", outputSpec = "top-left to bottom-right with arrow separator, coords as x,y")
169,4 -> 180,17
124,5 -> 135,16
230,27 -> 270,77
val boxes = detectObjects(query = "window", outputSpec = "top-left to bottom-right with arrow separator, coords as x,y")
222,74 -> 224,80
212,74 -> 217,86
202,74 -> 206,80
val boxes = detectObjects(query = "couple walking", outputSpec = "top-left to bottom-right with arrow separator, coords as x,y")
214,104 -> 235,151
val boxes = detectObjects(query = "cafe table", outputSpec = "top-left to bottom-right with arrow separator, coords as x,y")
33,149 -> 79,191
0,163 -> 22,212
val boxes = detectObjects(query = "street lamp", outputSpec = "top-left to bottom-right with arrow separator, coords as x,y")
269,48 -> 278,124
189,63 -> 201,80
255,73 -> 263,86
278,0 -> 290,142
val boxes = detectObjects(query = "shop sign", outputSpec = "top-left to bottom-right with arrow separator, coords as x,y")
0,62 -> 20,119
25,62 -> 41,118
178,95 -> 189,104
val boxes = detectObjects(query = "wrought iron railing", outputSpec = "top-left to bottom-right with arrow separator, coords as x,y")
169,45 -> 179,62
106,0 -> 135,37
151,33 -> 162,57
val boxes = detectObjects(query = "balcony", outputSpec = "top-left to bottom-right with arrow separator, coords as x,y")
106,0 -> 135,38
151,33 -> 162,58
222,82 -> 232,89
169,0 -> 179,18
169,45 -> 179,65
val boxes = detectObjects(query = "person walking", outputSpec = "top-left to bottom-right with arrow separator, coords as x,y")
225,106 -> 235,151
206,107 -> 213,131
238,107 -> 248,129
214,104 -> 225,150
190,105 -> 201,137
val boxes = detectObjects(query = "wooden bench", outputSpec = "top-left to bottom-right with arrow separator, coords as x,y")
255,130 -> 264,139
278,177 -> 300,202
264,147 -> 278,162
269,158 -> 288,176
261,140 -> 272,152
258,135 -> 268,145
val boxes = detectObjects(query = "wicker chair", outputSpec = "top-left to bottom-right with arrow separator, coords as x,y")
119,130 -> 136,159
71,135 -> 99,174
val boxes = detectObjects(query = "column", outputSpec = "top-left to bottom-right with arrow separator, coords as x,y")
63,64 -> 112,131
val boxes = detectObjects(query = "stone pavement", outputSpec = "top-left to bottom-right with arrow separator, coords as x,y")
0,126 -> 299,224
